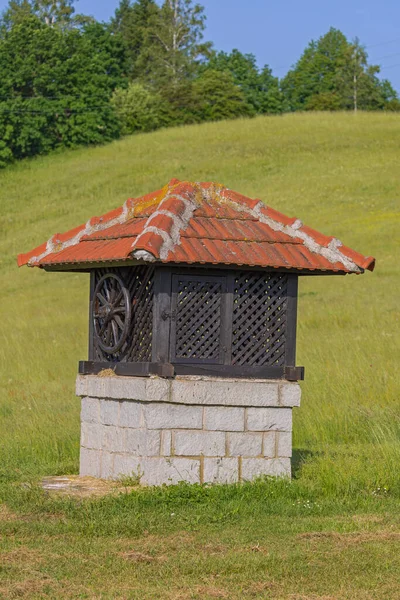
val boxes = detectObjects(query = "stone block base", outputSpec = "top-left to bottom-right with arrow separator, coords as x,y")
76,375 -> 301,485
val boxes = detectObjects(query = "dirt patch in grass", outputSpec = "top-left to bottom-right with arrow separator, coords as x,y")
298,530 -> 400,546
0,546 -> 44,566
351,514 -> 386,525
199,542 -> 229,556
0,578 -> 58,600
288,596 -> 337,600
0,504 -> 19,522
119,549 -> 165,563
192,587 -> 230,599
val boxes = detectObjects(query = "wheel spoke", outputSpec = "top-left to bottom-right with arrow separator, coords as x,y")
105,322 -> 112,345
98,320 -> 107,336
111,320 -> 119,346
96,292 -> 108,305
114,314 -> 124,330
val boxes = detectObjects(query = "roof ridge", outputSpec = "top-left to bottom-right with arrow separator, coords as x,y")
131,182 -> 201,262
216,193 -> 364,273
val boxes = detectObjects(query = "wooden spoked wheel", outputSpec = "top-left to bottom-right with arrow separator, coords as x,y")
93,273 -> 131,354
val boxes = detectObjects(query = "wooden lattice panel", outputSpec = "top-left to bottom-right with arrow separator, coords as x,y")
93,266 -> 154,363
171,276 -> 224,363
232,272 -> 288,366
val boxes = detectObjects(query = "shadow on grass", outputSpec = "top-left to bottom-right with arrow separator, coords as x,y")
292,448 -> 319,479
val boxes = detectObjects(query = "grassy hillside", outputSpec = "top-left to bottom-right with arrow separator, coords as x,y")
1,112 -> 400,598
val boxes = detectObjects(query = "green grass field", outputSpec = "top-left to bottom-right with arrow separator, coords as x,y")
0,112 -> 399,599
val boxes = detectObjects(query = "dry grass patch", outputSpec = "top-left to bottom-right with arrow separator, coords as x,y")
0,546 -> 44,567
298,530 -> 400,547
0,504 -> 19,522
119,549 -> 164,563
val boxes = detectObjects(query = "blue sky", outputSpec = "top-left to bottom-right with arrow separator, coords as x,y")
2,0 -> 400,92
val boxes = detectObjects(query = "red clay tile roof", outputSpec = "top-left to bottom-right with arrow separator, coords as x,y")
17,180 -> 375,274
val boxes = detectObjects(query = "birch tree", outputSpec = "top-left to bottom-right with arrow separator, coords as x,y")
141,0 -> 212,87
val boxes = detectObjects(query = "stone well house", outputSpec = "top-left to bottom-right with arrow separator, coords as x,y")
18,180 -> 374,485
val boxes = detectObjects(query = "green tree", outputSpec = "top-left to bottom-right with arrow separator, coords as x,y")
140,0 -> 212,88
111,0 -> 159,79
281,28 -> 350,111
111,82 -> 165,133
0,0 -> 91,32
281,28 -> 397,112
0,0 -> 33,33
204,49 -> 285,114
191,69 -> 252,122
0,16 -> 127,165
336,39 -> 399,111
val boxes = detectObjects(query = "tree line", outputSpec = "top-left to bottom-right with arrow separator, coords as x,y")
0,0 -> 398,167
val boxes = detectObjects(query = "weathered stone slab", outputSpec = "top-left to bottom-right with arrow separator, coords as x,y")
81,397 -> 100,424
174,431 -> 225,456
279,383 -> 301,407
203,458 -> 239,484
81,422 -> 102,450
143,403 -> 203,430
119,401 -> 142,429
80,447 -> 101,478
100,399 -> 120,426
227,432 -> 262,457
204,406 -> 245,431
246,407 -> 292,432
276,431 -> 292,457
76,375 -> 169,402
171,377 -> 280,407
262,431 -> 276,458
102,426 -> 126,454
125,429 -> 160,456
112,456 -> 200,485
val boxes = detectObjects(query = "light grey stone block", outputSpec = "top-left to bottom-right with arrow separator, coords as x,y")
241,458 -> 291,481
80,447 -> 101,477
125,429 -> 160,456
76,375 -> 170,402
113,454 -> 142,479
174,431 -> 225,456
204,406 -> 245,431
161,430 -> 172,456
279,383 -> 301,407
141,458 -> 200,486
143,403 -> 202,430
247,407 -> 292,432
102,426 -> 126,453
119,401 -> 142,429
277,432 -> 292,457
81,422 -> 102,450
81,397 -> 100,424
227,432 -> 262,457
76,375 -> 147,401
101,451 -> 114,479
263,431 -> 276,458
146,377 -> 170,402
171,377 -> 280,407
203,458 -> 239,484
100,399 -> 120,426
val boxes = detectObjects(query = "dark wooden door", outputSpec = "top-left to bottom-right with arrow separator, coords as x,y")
169,274 -> 228,365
